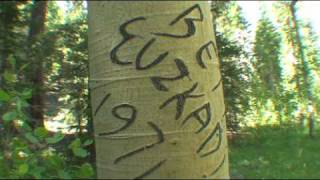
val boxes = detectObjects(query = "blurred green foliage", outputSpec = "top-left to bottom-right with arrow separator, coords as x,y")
0,1 -> 94,178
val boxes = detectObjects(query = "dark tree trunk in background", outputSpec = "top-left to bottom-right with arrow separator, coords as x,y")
0,27 -> 8,88
290,0 -> 315,138
28,0 -> 48,127
0,2 -> 20,88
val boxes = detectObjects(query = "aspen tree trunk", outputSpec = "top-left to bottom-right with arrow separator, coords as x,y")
88,1 -> 229,179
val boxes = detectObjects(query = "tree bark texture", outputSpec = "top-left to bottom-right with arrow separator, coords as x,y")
28,0 -> 48,127
88,1 -> 229,179
290,1 -> 315,137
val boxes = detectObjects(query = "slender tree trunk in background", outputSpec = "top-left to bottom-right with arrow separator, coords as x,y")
88,1 -> 229,179
28,0 -> 48,127
0,2 -> 19,88
290,1 -> 314,137
0,4 -> 9,125
0,26 -> 8,88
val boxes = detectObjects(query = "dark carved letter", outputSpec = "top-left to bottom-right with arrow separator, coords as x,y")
98,104 -> 137,136
152,4 -> 203,38
196,41 -> 216,69
160,83 -> 204,120
197,122 -> 222,158
110,17 -> 146,65
182,102 -> 211,133
151,58 -> 190,91
136,38 -> 169,70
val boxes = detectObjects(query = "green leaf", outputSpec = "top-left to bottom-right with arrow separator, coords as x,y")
68,138 -> 81,149
2,111 -> 17,122
8,54 -> 16,68
83,139 -> 93,146
58,170 -> 71,179
4,70 -> 16,83
34,127 -> 49,139
18,164 -> 29,175
21,121 -> 32,131
0,89 -> 10,102
16,98 -> 22,112
45,132 -> 65,144
18,62 -> 30,72
29,166 -> 45,179
78,163 -> 94,178
25,132 -> 39,144
20,89 -> 32,99
47,154 -> 64,168
72,147 -> 88,158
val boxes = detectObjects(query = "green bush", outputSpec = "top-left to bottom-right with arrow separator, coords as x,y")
0,88 -> 95,179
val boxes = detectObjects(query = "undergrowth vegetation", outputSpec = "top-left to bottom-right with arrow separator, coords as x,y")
230,124 -> 320,179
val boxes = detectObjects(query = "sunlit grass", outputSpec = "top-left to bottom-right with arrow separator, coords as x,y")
229,124 -> 320,179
